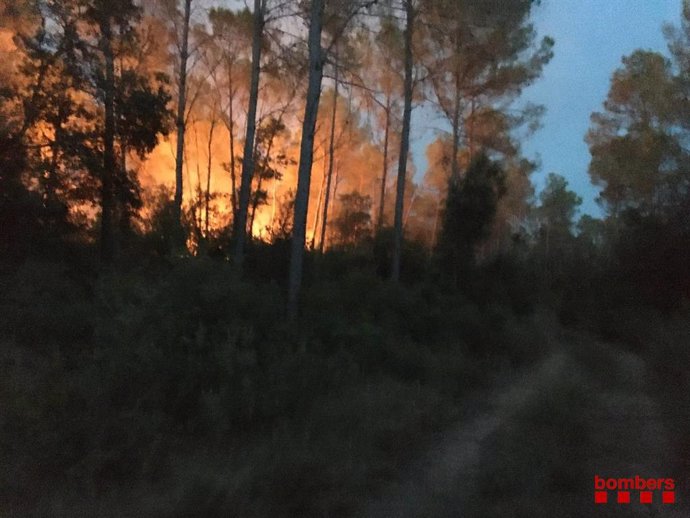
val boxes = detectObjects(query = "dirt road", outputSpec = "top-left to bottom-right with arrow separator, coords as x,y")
361,337 -> 687,517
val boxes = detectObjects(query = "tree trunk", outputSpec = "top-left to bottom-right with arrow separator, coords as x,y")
391,0 -> 414,282
119,142 -> 130,239
451,69 -> 461,183
228,63 -> 238,220
194,121 -> 203,236
233,0 -> 264,268
469,97 -> 476,161
431,195 -> 442,249
404,184 -> 417,228
100,20 -> 116,263
270,166 -> 279,232
173,0 -> 192,247
318,47 -> 339,254
377,93 -> 391,231
310,150 -> 328,249
451,32 -> 462,183
287,0 -> 325,318
205,118 -> 216,237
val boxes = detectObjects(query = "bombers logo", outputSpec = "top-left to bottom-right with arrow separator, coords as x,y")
594,475 -> 676,504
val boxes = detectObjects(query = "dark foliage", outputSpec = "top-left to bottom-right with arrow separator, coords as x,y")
437,153 -> 506,283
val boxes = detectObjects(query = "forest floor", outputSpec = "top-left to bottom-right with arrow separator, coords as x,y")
4,260 -> 689,517
360,334 -> 689,517
20,329 -> 689,518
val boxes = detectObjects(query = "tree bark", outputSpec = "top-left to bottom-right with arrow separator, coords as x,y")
451,69 -> 461,183
233,0 -> 264,268
318,46 -> 339,254
287,0 -> 325,318
377,93 -> 391,231
310,150 -> 328,249
468,96 -> 476,161
450,29 -> 463,183
227,63 -> 238,220
174,0 -> 192,247
391,0 -> 414,282
205,118 -> 216,237
194,121 -> 203,235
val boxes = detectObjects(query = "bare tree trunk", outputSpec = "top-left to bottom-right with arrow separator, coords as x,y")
377,93 -> 391,231
318,47 -> 339,254
451,70 -> 461,183
322,160 -> 341,252
270,167 -> 279,232
174,0 -> 192,246
288,0 -> 325,319
227,64 -> 238,220
233,0 -> 264,268
469,97 -> 476,161
391,0 -> 414,282
194,121 -> 203,236
100,20 -> 116,263
330,160 -> 341,241
205,118 -> 216,237
310,151 -> 328,249
119,142 -> 130,239
451,33 -> 462,183
431,195 -> 442,249
184,137 -> 194,220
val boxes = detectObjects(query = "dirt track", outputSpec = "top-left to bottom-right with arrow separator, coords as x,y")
361,339 -> 688,517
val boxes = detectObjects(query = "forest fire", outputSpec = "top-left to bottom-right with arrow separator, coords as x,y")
2,0 -> 690,516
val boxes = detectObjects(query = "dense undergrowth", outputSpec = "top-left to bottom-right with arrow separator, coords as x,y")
0,248 -> 552,517
2,219 -> 689,516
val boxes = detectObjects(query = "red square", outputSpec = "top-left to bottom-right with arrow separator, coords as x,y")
640,491 -> 653,504
662,491 -> 675,504
595,491 -> 608,504
617,491 -> 630,503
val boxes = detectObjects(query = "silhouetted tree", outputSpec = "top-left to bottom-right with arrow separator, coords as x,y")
437,152 -> 506,284
587,50 -> 688,217
234,0 -> 266,268
390,0 -> 415,282
169,0 -> 192,247
288,0 -> 377,317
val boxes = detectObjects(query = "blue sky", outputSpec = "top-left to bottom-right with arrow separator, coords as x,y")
411,0 -> 683,218
522,0 -> 683,216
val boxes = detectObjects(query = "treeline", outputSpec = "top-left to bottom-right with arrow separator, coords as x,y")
0,0 -> 688,313
0,0 -> 556,309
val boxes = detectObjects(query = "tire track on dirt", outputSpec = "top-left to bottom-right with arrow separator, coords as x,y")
361,351 -> 568,517
361,337 -> 687,517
